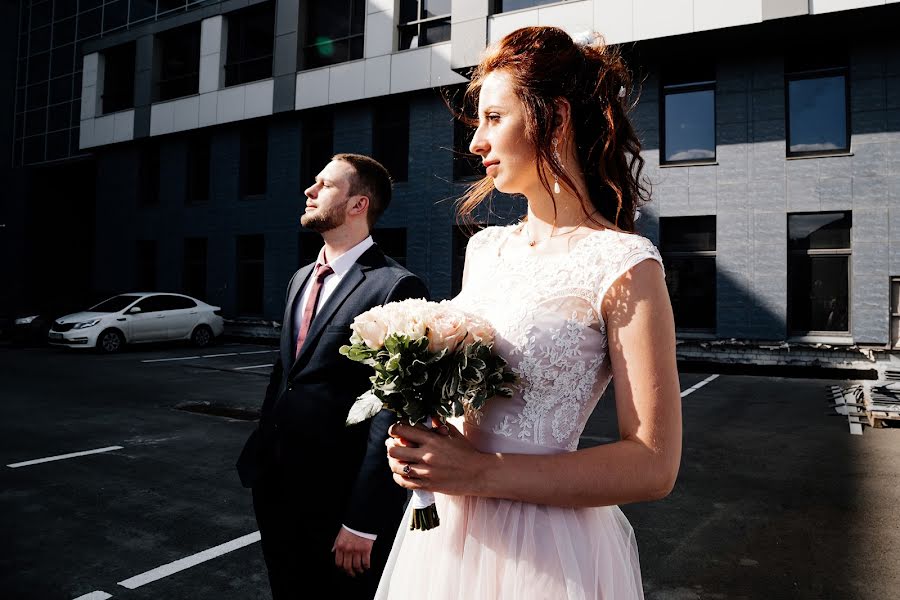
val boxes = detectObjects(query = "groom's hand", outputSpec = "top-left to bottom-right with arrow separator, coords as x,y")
332,528 -> 374,577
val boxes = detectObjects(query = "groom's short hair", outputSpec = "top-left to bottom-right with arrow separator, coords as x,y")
333,153 -> 392,228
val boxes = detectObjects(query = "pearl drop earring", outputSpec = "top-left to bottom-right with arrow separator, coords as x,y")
552,137 -> 561,194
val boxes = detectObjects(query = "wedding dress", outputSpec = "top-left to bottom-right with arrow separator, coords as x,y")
375,224 -> 663,600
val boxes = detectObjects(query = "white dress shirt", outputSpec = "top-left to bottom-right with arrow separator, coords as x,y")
293,235 -> 379,542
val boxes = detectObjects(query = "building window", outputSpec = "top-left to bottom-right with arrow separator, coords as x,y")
136,240 -> 157,290
452,224 -> 487,296
785,58 -> 849,157
183,237 -> 208,301
225,2 -> 274,87
788,212 -> 851,335
237,234 -> 265,316
372,228 -> 407,266
660,65 -> 716,165
155,23 -> 201,102
660,216 -> 717,332
373,98 -> 409,182
241,124 -> 268,198
398,0 -> 450,50
301,109 -> 334,191
186,132 -> 210,204
302,0 -> 365,69
491,0 -> 559,12
139,141 -> 160,206
101,42 -> 135,113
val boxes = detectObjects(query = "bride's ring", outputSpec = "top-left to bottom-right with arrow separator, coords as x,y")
402,464 -> 411,476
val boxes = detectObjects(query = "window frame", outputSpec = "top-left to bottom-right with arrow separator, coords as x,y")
659,78 -> 717,166
784,66 -> 851,159
398,0 -> 451,50
786,211 -> 852,336
224,2 -> 275,87
659,216 -> 717,334
154,23 -> 201,102
301,0 -> 365,70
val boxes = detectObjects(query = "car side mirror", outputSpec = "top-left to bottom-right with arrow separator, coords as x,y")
127,306 -> 142,314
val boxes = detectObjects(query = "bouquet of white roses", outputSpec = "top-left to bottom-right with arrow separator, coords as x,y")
340,298 -> 516,531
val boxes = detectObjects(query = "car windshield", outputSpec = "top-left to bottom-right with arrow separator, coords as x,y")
90,295 -> 142,313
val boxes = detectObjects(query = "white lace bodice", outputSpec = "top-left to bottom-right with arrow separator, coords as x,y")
453,225 -> 663,455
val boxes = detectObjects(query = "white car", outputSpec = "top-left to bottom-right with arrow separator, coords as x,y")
48,293 -> 225,353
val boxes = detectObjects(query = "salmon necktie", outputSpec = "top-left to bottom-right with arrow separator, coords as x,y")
295,263 -> 333,358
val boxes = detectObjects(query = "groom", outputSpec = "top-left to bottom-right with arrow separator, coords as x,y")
237,153 -> 429,599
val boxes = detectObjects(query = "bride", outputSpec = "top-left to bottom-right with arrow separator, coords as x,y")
376,26 -> 682,599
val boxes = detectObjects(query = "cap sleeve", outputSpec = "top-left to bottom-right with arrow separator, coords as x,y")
592,234 -> 665,328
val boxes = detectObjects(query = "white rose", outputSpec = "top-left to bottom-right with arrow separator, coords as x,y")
350,309 -> 389,349
427,306 -> 468,354
464,316 -> 495,346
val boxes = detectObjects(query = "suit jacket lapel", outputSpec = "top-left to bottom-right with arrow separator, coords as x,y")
282,263 -> 314,369
289,245 -> 383,375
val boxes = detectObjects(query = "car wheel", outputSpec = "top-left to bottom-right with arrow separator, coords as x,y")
97,329 -> 125,354
191,325 -> 213,348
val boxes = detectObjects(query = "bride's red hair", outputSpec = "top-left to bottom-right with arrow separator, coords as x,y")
456,26 -> 650,232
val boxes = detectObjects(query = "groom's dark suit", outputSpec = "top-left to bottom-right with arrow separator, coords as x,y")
237,243 -> 428,599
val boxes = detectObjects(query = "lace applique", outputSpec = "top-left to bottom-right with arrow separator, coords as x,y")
456,225 -> 663,452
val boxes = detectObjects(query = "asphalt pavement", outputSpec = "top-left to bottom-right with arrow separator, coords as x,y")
1,340 -> 898,599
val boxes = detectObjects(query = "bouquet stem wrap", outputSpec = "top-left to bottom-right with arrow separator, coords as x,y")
408,420 -> 438,531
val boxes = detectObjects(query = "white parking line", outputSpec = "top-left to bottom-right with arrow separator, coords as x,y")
233,364 -> 274,370
141,350 -> 276,363
72,591 -> 112,600
141,356 -> 201,363
7,446 -> 123,469
117,531 -> 261,590
680,374 -> 720,398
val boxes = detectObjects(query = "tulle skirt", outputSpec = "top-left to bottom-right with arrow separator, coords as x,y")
374,491 -> 644,599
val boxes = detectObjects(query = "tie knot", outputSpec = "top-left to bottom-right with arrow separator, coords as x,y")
315,263 -> 333,280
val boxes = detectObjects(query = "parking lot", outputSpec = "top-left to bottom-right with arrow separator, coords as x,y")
2,341 -> 898,599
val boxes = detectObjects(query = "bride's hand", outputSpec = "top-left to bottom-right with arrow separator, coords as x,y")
386,421 -> 488,496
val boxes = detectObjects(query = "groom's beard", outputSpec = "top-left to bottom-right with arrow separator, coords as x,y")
301,202 -> 347,232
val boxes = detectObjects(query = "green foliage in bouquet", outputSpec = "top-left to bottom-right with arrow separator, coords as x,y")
340,334 -> 516,427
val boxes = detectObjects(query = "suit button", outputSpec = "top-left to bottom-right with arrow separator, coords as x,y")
287,383 -> 293,391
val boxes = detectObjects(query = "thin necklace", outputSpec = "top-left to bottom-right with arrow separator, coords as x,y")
523,211 -> 598,247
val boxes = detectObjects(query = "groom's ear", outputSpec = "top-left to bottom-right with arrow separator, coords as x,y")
349,195 -> 370,218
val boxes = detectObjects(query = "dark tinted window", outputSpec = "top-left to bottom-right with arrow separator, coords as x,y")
660,217 -> 716,331
155,24 -> 201,101
373,98 -> 409,182
225,2 -> 274,86
303,0 -> 365,69
241,124 -> 268,197
135,295 -> 167,313
102,43 -> 135,113
237,234 -> 265,316
788,213 -> 851,250
91,295 -> 141,312
788,212 -> 851,333
155,295 -> 197,310
186,132 -> 210,203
